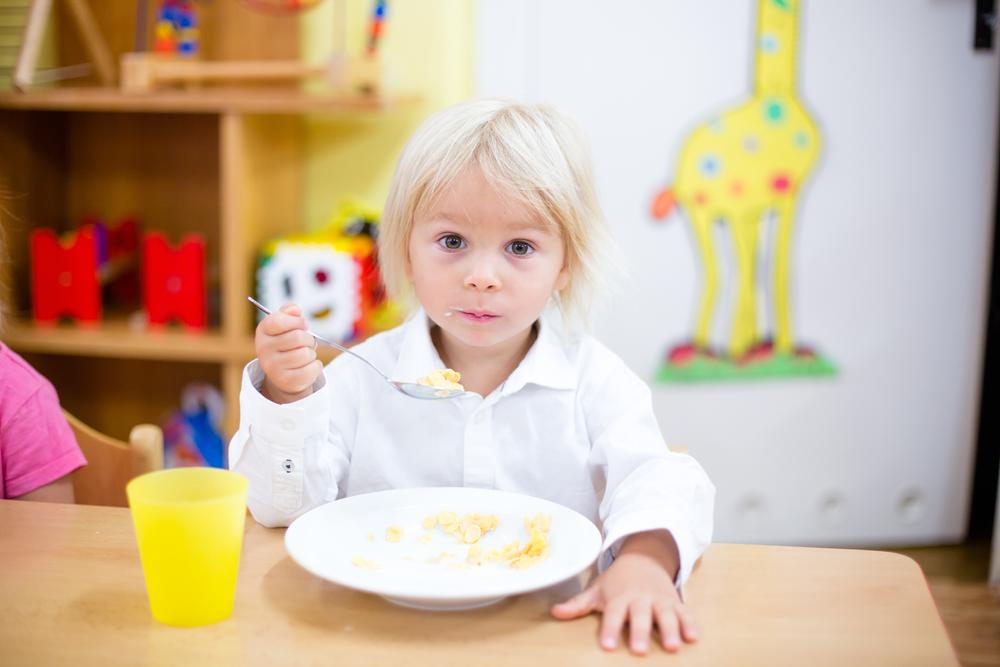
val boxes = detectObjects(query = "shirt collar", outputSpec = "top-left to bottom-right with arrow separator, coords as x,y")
390,306 -> 578,396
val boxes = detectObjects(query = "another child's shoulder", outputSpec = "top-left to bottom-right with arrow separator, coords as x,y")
0,343 -> 48,392
0,342 -> 53,411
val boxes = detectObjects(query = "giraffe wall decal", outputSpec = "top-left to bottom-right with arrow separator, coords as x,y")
652,0 -> 835,382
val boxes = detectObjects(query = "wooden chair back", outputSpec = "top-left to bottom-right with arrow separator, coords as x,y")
65,411 -> 164,507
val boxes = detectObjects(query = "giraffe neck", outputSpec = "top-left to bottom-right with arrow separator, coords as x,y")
754,0 -> 800,95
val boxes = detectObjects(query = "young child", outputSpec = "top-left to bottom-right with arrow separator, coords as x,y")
0,228 -> 85,502
230,99 -> 715,655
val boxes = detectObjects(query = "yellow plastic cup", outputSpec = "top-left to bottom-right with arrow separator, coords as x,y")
126,467 -> 249,627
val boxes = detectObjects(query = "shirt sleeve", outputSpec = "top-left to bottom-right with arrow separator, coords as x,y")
2,385 -> 87,499
228,356 -> 356,528
584,353 -> 715,589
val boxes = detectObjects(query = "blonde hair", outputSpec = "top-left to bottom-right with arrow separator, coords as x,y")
379,98 -> 616,324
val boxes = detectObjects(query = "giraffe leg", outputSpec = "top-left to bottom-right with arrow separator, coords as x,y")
688,211 -> 720,351
728,209 -> 763,359
772,199 -> 797,354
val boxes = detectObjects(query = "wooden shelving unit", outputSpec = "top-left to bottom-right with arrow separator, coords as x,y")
0,2 -> 415,441
0,87 -> 411,114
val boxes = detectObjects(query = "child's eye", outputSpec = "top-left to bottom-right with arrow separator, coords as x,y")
506,240 -> 535,256
438,234 -> 466,250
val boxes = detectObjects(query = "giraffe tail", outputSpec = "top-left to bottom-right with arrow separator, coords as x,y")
651,186 -> 677,220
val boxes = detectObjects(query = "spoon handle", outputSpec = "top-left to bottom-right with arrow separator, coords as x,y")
246,297 -> 392,382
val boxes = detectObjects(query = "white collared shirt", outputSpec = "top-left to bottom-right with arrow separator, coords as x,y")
230,308 -> 715,585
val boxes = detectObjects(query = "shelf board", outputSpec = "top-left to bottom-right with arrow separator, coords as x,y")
3,318 -> 256,363
0,87 -> 418,114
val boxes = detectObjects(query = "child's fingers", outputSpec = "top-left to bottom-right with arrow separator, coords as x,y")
653,603 -> 683,652
598,598 -> 629,651
273,345 -> 318,370
676,604 -> 699,643
549,586 -> 600,620
273,329 -> 316,353
269,360 -> 323,396
279,303 -> 302,317
627,599 -> 653,655
259,309 -> 308,337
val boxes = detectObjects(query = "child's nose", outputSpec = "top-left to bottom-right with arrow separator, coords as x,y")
464,258 -> 502,292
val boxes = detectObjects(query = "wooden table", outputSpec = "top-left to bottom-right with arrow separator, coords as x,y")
0,500 -> 958,666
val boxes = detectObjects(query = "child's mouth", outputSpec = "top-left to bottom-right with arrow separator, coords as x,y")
457,310 -> 498,323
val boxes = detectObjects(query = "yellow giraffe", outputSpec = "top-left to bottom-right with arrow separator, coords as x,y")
653,0 -> 820,361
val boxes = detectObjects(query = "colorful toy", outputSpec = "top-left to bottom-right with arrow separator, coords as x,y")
143,232 -> 207,329
153,0 -> 199,57
651,0 -> 834,382
256,201 -> 400,343
30,218 -> 140,326
366,0 -> 387,57
162,382 -> 225,468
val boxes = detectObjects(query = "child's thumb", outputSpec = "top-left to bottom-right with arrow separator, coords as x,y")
550,586 -> 599,620
280,303 -> 302,317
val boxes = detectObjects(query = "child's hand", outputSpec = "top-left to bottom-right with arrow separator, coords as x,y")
255,303 -> 323,404
550,531 -> 698,655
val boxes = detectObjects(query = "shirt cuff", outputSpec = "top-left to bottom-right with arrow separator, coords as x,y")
599,506 -> 699,590
238,360 -> 331,514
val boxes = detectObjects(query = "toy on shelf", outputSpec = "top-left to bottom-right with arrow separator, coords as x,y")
143,232 -> 207,329
153,0 -> 199,57
163,382 -> 225,468
30,218 -> 140,326
255,201 -> 400,344
120,0 -> 386,95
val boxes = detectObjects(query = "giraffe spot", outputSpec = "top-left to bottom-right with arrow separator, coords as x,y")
793,131 -> 810,148
771,174 -> 793,193
698,154 -> 722,178
763,99 -> 786,125
694,192 -> 709,207
760,33 -> 779,54
729,180 -> 744,196
743,135 -> 760,153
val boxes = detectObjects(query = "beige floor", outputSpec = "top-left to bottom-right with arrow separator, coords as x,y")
890,540 -> 1000,667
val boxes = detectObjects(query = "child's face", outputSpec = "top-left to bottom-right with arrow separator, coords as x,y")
407,166 -> 569,353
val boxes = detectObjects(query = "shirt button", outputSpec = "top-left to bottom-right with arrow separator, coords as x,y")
474,412 -> 486,424
281,418 -> 296,432
282,458 -> 295,473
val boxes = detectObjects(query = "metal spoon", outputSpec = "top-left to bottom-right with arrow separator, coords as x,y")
247,297 -> 464,400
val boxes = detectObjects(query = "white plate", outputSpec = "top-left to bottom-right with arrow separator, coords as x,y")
284,487 -> 602,611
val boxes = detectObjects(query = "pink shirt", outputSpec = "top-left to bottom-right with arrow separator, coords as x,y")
0,343 -> 86,498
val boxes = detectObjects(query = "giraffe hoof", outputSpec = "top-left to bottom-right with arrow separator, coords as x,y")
744,340 -> 774,363
667,343 -> 698,365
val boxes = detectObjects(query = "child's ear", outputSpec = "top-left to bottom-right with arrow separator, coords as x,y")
555,265 -> 570,292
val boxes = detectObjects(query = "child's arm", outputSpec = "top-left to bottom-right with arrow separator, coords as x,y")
550,343 -> 715,653
228,303 -> 354,527
13,475 -> 75,503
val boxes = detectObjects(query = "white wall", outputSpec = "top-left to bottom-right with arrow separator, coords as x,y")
476,0 -> 999,545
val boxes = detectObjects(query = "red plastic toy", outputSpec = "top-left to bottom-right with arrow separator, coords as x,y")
30,224 -> 102,326
142,232 -> 206,329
